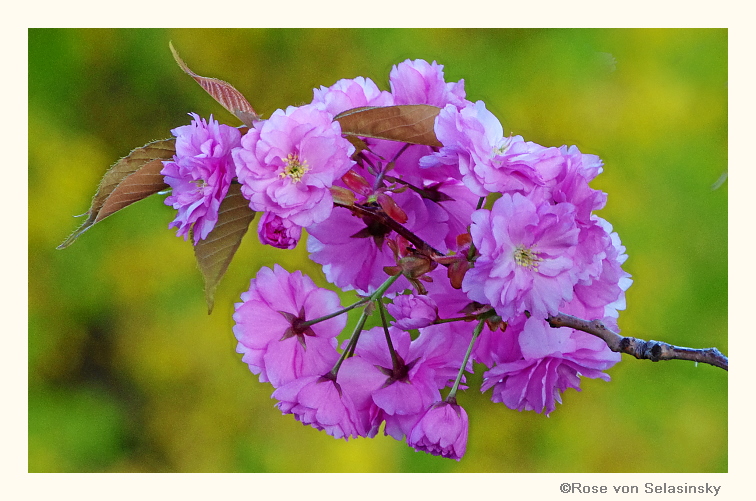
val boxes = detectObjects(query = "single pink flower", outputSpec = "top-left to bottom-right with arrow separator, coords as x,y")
387,294 -> 438,330
161,113 -> 241,244
306,188 -> 443,295
232,265 -> 343,387
421,102 -> 560,197
481,317 -> 620,415
257,212 -> 302,250
407,400 -> 469,460
306,205 -> 400,295
272,374 -> 367,440
463,193 -> 580,320
389,59 -> 468,109
232,104 -> 355,227
311,76 -> 394,116
337,326 -> 446,439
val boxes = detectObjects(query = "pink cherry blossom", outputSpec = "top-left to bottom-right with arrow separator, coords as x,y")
161,113 -> 241,244
257,212 -> 302,250
272,374 -> 367,440
421,101 -> 561,197
387,294 -> 438,330
463,193 -> 580,320
390,59 -> 468,109
232,104 -> 355,227
336,326 -> 453,440
311,76 -> 394,117
306,188 -> 446,295
481,317 -> 620,415
232,265 -> 343,387
407,400 -> 469,460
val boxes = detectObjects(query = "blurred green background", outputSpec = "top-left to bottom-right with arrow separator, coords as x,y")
28,28 -> 727,473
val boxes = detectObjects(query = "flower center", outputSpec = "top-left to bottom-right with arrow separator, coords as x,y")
279,153 -> 309,183
493,135 -> 515,156
513,245 -> 542,270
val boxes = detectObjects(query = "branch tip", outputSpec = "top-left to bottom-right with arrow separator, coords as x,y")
547,313 -> 728,371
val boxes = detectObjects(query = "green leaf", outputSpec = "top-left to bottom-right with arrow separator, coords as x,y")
191,183 -> 257,313
169,42 -> 259,127
334,105 -> 443,147
57,138 -> 175,249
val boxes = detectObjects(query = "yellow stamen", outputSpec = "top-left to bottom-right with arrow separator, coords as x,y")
513,245 -> 542,271
279,153 -> 309,183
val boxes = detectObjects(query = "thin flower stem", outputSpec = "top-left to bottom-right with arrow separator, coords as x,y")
299,297 -> 371,329
382,175 -> 457,204
446,318 -> 485,400
383,176 -> 429,197
357,151 -> 378,176
390,142 -> 412,164
301,272 -> 402,329
377,299 -> 401,371
373,143 -> 411,188
382,142 -> 411,180
333,305 -> 371,373
370,272 -> 402,301
433,315 -> 477,324
330,273 -> 402,373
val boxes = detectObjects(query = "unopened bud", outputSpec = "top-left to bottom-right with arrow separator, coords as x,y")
329,186 -> 355,206
377,193 -> 408,223
342,169 -> 372,196
398,254 -> 436,279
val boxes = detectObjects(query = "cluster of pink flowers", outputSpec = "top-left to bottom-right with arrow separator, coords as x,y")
161,59 -> 631,460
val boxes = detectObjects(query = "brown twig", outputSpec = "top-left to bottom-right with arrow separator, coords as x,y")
334,201 -> 729,372
547,312 -> 728,371
335,202 -> 445,258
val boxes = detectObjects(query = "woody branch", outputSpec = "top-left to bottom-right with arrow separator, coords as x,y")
547,312 -> 728,371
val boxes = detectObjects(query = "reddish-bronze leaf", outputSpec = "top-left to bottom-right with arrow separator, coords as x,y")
57,138 -> 176,249
344,135 -> 369,155
192,183 -> 257,313
334,105 -> 443,147
169,42 -> 259,127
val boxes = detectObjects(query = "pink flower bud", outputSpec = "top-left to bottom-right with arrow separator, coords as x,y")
408,400 -> 468,460
377,193 -> 408,223
388,294 -> 438,330
257,212 -> 302,250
